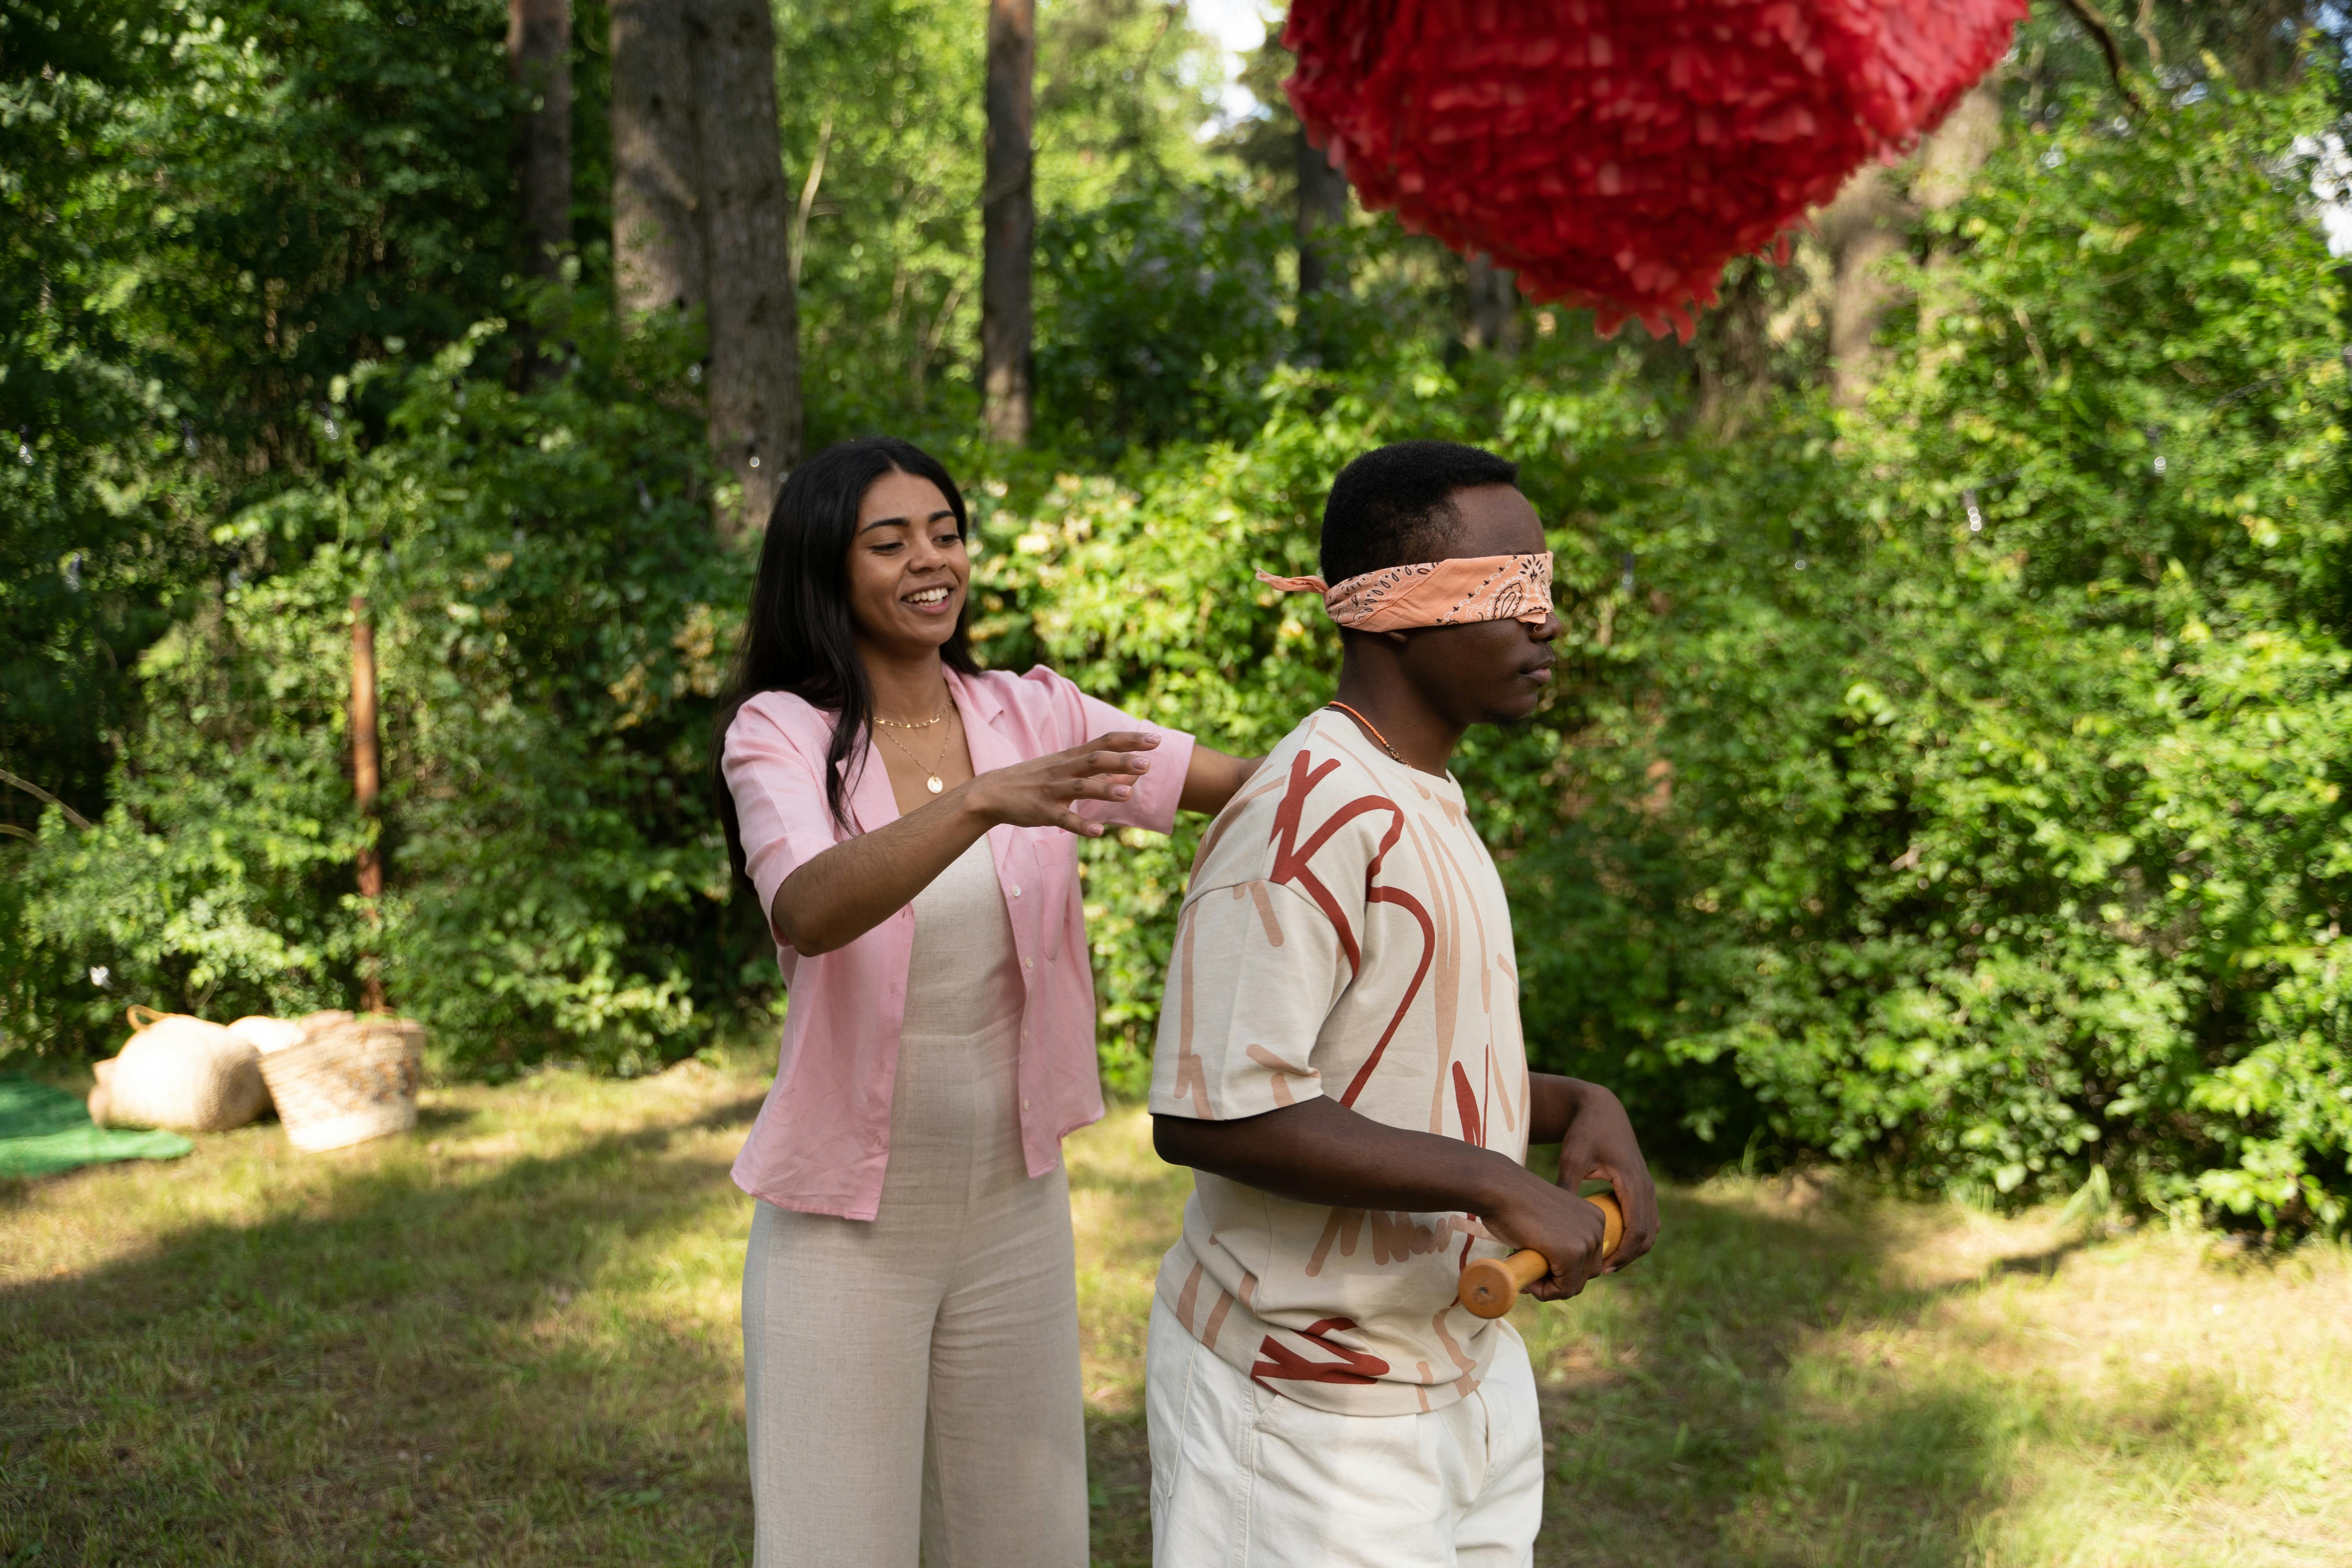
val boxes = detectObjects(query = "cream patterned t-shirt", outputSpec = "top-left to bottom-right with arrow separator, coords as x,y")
1148,708 -> 1533,1417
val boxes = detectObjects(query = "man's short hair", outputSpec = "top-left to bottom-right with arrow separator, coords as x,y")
1319,440 -> 1522,584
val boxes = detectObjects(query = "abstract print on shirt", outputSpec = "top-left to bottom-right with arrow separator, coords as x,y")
1147,710 -> 1533,1417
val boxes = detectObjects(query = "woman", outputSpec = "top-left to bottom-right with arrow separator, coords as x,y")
718,436 -> 1256,1567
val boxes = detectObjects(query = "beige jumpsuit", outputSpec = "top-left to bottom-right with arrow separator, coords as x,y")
742,837 -> 1089,1566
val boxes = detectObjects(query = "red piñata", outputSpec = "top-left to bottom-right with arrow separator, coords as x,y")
1283,0 -> 2028,339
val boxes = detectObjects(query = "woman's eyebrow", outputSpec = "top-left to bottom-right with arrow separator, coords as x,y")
859,510 -> 958,534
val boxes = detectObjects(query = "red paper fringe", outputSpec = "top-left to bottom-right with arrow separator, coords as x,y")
1283,0 -> 2028,340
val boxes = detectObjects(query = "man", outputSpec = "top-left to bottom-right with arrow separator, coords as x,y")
1145,439 -> 1660,1566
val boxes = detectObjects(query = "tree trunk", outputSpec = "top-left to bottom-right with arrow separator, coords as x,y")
1693,261 -> 1774,435
1912,83 -> 2004,213
1823,83 -> 2004,403
509,0 -> 573,278
1296,129 -> 1349,296
608,0 -> 802,533
1465,253 -> 1519,355
1911,83 -> 2005,349
1819,165 -> 1908,406
686,0 -> 801,537
980,0 -> 1035,445
610,0 -> 705,318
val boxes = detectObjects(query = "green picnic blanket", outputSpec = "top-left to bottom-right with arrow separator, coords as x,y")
0,1075 -> 193,1178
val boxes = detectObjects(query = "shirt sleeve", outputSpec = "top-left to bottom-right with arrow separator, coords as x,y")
1148,877 -> 1353,1122
1018,665 -> 1198,834
722,701 -> 842,950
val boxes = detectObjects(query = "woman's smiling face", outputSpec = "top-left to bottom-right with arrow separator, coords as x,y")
844,468 -> 969,659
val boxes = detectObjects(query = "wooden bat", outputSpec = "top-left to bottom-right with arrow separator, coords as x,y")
1456,1191 -> 1625,1319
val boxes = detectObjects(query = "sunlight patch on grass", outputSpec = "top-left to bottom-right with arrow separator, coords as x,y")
1520,1176 -> 2352,1568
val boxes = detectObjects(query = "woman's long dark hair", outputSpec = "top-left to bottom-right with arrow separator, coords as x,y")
715,436 -> 982,885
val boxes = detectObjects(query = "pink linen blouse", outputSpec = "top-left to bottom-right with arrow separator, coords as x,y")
722,664 -> 1198,1220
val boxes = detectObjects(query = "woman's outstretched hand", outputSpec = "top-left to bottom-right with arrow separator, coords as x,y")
965,731 -> 1160,837
773,730 -> 1164,953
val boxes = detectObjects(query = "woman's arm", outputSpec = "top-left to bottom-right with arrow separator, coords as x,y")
773,733 -> 1163,955
1178,746 -> 1263,815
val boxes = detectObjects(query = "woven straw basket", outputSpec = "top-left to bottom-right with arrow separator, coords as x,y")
256,1013 -> 426,1152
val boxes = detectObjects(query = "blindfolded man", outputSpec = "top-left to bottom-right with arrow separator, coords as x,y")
1145,439 -> 1661,1567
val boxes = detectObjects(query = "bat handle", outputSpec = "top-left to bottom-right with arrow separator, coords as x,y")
1457,1191 -> 1625,1319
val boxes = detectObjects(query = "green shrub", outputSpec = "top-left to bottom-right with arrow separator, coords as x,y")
1033,181 -> 1293,457
6,288 -> 773,1075
8,22 -> 2347,1232
980,74 -> 2352,1228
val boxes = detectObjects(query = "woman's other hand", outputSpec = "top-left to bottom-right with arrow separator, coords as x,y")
965,732 -> 1161,838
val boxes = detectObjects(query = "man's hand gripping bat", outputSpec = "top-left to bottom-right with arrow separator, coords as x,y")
1457,1190 -> 1624,1319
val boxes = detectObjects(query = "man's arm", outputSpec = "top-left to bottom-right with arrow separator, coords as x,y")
1527,1074 -> 1660,1273
1154,1094 -> 1627,1302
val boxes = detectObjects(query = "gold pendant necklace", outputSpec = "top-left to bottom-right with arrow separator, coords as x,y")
876,716 -> 953,793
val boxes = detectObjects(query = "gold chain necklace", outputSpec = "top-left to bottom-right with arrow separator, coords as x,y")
873,698 -> 950,730
1325,700 -> 1406,764
875,715 -> 955,794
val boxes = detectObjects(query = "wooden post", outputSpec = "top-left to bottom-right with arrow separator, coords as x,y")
980,0 -> 1035,445
351,596 -> 386,1013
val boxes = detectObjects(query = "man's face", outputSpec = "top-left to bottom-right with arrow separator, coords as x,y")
1392,485 -> 1560,726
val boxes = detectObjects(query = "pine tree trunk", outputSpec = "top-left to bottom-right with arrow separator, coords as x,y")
610,0 -> 705,317
980,0 -> 1035,445
686,0 -> 801,537
1296,129 -> 1348,296
509,0 -> 573,278
1820,165 -> 1908,406
1911,84 -> 2004,347
1824,82 -> 2002,403
1693,262 -> 1775,435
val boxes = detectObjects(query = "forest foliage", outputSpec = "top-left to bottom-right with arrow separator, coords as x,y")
5,0 -> 2350,1230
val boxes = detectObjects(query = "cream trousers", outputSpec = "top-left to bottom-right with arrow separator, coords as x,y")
742,1009 -> 1087,1568
1146,1296 -> 1543,1567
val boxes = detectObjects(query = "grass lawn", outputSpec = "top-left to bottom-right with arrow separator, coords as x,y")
4,1051 -> 2348,1567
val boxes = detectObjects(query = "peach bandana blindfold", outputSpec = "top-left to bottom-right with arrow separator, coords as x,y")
1255,552 -> 1554,633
